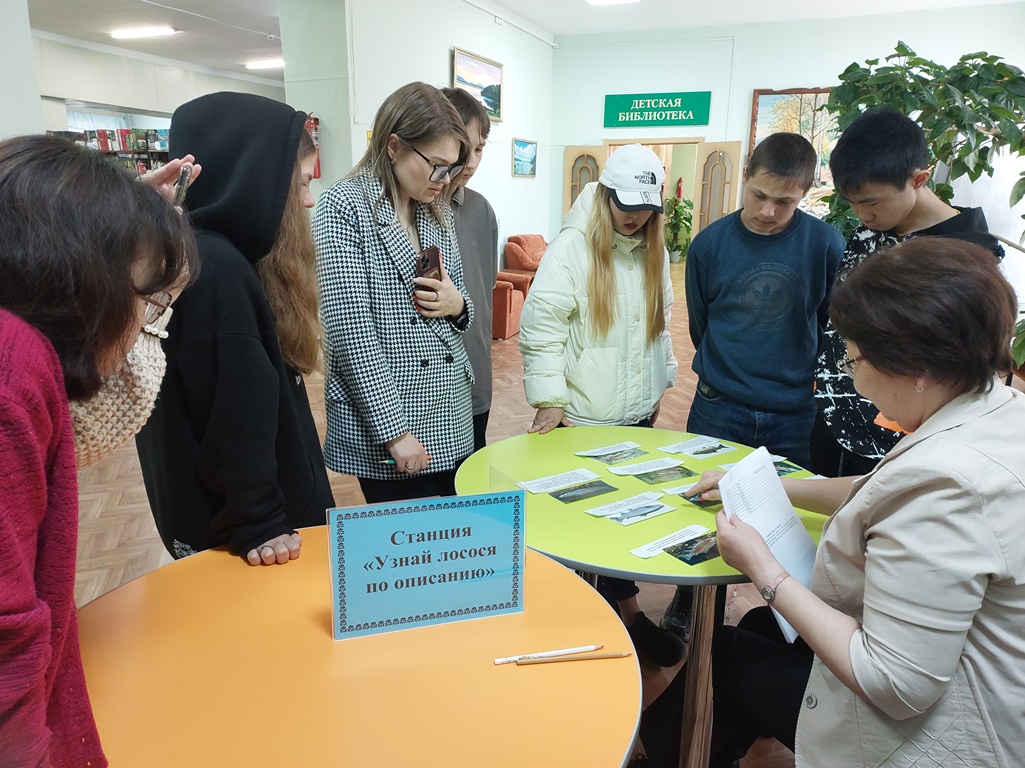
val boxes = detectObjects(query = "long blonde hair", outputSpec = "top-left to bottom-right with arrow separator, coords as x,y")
258,129 -> 321,374
585,184 -> 666,343
348,82 -> 469,226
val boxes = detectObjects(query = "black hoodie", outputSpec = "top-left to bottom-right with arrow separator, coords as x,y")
136,92 -> 334,558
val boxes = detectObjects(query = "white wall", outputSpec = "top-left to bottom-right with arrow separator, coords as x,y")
347,0 -> 555,249
33,35 -> 286,131
551,1 -> 1025,234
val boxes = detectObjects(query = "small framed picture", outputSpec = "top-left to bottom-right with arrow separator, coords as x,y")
512,138 -> 537,178
452,48 -> 502,123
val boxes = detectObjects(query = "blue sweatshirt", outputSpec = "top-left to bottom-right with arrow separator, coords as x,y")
686,209 -> 843,411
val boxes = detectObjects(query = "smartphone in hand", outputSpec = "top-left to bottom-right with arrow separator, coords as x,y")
172,163 -> 193,208
416,245 -> 441,281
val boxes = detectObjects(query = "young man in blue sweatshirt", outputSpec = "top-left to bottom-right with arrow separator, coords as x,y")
663,134 -> 843,639
685,132 -> 843,468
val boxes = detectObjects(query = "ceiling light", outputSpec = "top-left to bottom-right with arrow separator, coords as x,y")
245,58 -> 285,70
585,0 -> 640,4
109,26 -> 179,40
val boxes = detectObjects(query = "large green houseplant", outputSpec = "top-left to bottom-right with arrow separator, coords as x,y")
664,196 -> 693,263
820,42 -> 1025,241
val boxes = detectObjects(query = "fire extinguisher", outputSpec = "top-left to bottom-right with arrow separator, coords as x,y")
305,114 -> 321,179
676,176 -> 683,199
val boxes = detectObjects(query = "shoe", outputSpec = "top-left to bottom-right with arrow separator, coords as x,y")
660,585 -> 693,641
627,611 -> 686,667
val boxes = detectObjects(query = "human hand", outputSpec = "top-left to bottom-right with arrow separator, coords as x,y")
413,258 -> 465,318
386,432 -> 432,475
528,407 -> 574,435
687,469 -> 726,501
246,532 -> 302,566
141,155 -> 202,204
715,510 -> 780,586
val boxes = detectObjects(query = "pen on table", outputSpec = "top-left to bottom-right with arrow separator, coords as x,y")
494,644 -> 603,665
516,652 -> 632,666
377,459 -> 396,465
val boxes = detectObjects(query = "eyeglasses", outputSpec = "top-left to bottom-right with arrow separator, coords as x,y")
403,141 -> 464,183
139,291 -> 172,325
839,353 -> 866,379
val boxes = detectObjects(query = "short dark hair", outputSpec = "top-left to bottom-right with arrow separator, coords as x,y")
747,133 -> 816,191
440,87 -> 491,140
0,135 -> 198,399
830,108 -> 929,196
830,237 -> 1016,394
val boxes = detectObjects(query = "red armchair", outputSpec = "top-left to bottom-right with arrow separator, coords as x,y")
498,234 -> 547,298
493,234 -> 547,339
492,279 -> 524,340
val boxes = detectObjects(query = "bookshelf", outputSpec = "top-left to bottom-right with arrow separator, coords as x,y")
48,129 -> 170,175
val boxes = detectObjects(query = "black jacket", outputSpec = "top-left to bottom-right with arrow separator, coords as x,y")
137,92 -> 333,558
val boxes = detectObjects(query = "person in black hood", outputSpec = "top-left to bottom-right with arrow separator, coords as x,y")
136,91 -> 334,565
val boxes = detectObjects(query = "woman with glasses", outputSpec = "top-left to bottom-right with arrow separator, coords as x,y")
0,134 -> 197,768
313,82 -> 474,503
689,237 -> 1025,767
136,92 -> 335,565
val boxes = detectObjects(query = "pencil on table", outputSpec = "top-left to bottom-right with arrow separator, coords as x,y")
515,651 -> 632,665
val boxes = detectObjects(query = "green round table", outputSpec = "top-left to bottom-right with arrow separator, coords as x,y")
455,425 -> 824,767
454,425 -> 824,584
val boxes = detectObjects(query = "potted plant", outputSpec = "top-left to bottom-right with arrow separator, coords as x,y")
1013,314 -> 1025,380
664,196 -> 694,263
820,42 -> 1025,241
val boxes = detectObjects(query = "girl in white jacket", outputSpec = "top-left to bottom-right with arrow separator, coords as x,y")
519,144 -> 681,665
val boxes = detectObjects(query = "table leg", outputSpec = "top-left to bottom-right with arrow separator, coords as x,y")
576,570 -> 599,589
678,584 -> 716,767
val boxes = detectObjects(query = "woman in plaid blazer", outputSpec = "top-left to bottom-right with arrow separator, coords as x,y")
313,82 -> 475,503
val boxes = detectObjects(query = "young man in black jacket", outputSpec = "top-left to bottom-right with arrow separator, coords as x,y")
811,108 -> 1005,477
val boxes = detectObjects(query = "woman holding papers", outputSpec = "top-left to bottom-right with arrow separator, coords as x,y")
519,145 -> 681,667
693,237 -> 1025,767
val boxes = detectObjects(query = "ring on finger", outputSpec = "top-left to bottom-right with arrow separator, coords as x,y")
434,290 -> 440,302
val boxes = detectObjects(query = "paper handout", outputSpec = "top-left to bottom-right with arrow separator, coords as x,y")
718,447 -> 817,643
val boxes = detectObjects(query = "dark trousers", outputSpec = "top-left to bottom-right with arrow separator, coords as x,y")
808,409 -> 882,478
709,607 -> 814,767
472,410 -> 490,453
358,468 -> 458,504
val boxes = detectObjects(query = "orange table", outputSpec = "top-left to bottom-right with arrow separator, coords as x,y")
78,526 -> 642,767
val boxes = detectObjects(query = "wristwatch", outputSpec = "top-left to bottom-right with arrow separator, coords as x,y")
760,572 -> 791,603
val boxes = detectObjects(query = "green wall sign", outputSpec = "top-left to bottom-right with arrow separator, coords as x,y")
604,92 -> 712,128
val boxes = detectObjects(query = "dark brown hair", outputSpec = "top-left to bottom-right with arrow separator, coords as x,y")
747,132 -> 816,192
0,134 -> 198,399
830,237 -> 1017,394
440,87 -> 491,140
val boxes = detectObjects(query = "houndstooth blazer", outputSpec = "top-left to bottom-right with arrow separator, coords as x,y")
313,172 -> 475,480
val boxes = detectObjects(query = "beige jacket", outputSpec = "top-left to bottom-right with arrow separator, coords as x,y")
797,380 -> 1025,767
519,183 -> 677,426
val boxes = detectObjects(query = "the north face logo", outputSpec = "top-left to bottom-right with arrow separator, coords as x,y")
634,171 -> 657,185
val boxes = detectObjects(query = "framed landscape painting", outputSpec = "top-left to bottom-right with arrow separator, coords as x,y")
453,48 -> 502,123
749,87 -> 836,190
512,138 -> 537,178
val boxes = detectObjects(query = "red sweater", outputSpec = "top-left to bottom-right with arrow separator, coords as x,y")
0,309 -> 105,768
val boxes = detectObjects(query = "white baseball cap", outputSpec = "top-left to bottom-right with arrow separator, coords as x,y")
599,144 -> 665,213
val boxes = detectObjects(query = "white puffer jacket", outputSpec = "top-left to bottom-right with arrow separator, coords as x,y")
519,182 -> 677,426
